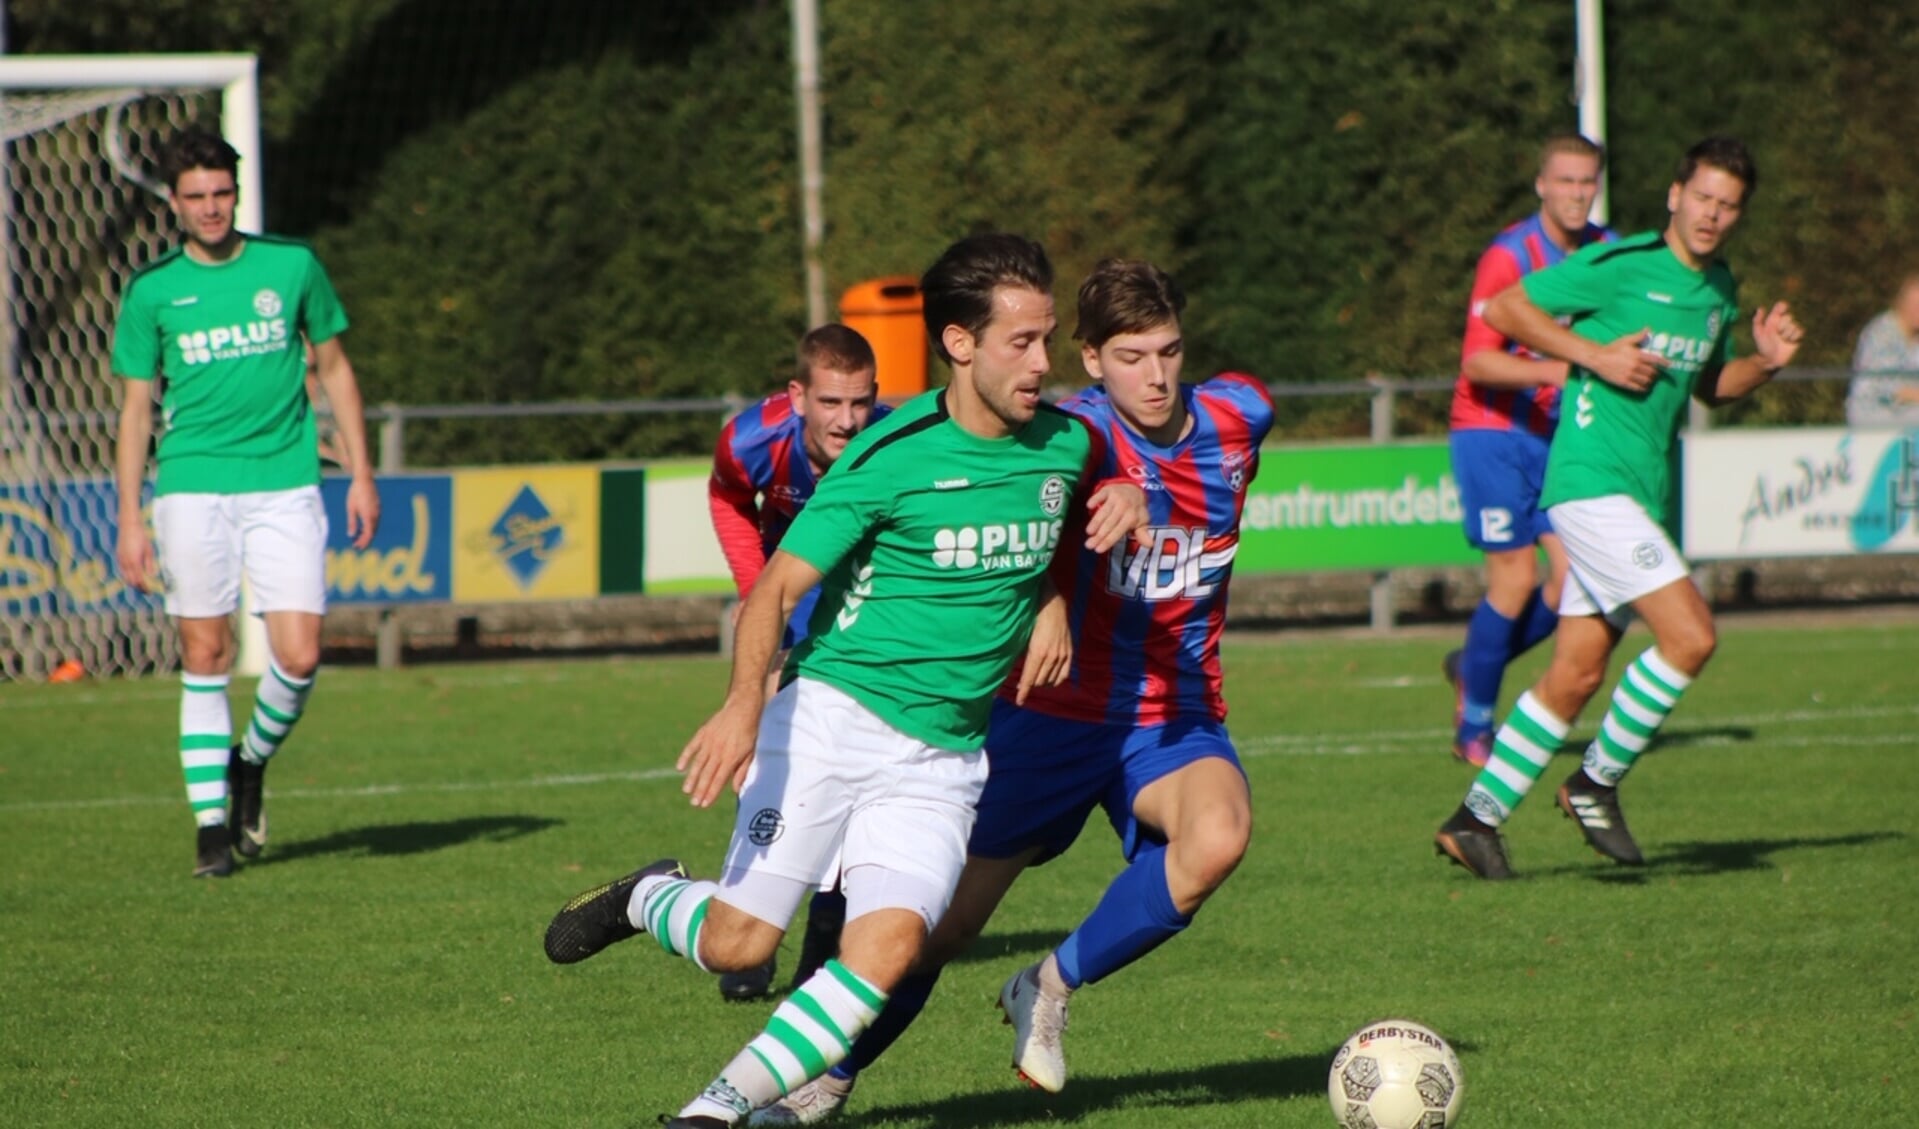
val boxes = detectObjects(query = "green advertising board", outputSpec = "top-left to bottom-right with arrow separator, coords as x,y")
1237,442 -> 1478,572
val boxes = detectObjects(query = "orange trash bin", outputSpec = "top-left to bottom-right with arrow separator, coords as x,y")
839,276 -> 927,401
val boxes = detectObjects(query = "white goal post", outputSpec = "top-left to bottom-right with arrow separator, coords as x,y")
0,54 -> 267,680
0,54 -> 263,228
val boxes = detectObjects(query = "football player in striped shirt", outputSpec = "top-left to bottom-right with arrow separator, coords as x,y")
752,259 -> 1274,1123
1443,135 -> 1615,767
707,325 -> 888,1000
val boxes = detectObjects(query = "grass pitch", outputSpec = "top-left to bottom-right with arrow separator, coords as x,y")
3,615 -> 1915,1127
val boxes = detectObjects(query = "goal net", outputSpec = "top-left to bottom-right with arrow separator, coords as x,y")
0,55 -> 261,681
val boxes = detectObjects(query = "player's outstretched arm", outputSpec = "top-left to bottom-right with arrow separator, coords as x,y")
311,337 -> 380,547
1014,575 -> 1071,705
1696,302 -> 1804,406
113,378 -> 158,592
678,549 -> 823,808
1462,346 -> 1571,391
1484,287 -> 1667,393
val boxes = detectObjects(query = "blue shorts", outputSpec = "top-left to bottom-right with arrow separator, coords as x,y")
1450,428 -> 1554,551
968,700 -> 1242,865
782,584 -> 823,650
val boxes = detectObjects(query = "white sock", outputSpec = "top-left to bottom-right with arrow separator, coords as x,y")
240,659 -> 315,764
629,875 -> 719,971
179,673 -> 231,827
679,960 -> 886,1120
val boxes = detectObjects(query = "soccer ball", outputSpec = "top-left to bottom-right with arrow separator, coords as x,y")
1327,1019 -> 1464,1129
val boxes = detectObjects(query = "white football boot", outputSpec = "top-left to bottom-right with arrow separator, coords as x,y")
747,1071 -> 854,1125
999,960 -> 1071,1092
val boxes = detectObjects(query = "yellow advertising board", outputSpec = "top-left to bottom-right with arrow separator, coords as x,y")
451,466 -> 601,602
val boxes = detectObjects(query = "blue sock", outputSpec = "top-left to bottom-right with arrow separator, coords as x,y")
1054,843 -> 1191,989
838,969 -> 941,1078
1511,587 -> 1559,655
1459,598 -> 1517,738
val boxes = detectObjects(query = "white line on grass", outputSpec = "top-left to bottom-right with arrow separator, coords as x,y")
0,767 -> 680,813
1237,730 -> 1918,758
0,666 -> 650,712
6,699 -> 1915,814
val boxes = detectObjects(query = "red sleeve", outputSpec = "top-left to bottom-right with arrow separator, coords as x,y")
1073,414 -> 1122,493
1459,244 -> 1525,370
1065,414 -> 1131,543
708,427 -> 769,597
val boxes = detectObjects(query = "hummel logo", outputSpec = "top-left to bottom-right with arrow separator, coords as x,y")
835,562 -> 876,631
933,478 -> 971,490
1574,385 -> 1595,429
171,296 -> 200,306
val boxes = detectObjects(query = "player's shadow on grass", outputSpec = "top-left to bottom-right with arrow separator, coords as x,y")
1574,829 -> 1906,884
843,1052 -> 1328,1127
253,815 -> 561,865
1643,724 -> 1758,751
955,930 -> 1068,965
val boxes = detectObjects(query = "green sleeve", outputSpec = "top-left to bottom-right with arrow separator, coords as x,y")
777,453 -> 890,577
109,277 -> 160,380
301,252 -> 350,344
1519,242 -> 1614,321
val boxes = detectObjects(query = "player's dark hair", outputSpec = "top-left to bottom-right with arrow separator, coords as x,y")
795,324 -> 878,386
161,127 -> 241,191
1675,136 -> 1757,199
1539,133 -> 1605,173
1074,259 -> 1185,347
920,234 -> 1053,365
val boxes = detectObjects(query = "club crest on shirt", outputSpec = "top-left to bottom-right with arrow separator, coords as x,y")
253,289 -> 283,318
1221,450 -> 1250,493
1039,475 -> 1067,517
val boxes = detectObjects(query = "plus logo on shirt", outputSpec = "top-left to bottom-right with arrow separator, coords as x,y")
172,318 -> 292,366
930,521 -> 1063,571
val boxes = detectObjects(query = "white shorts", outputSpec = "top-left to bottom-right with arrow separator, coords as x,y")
719,677 -> 988,932
154,486 -> 329,619
1548,495 -> 1691,624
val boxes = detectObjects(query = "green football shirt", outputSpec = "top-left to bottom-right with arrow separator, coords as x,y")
778,389 -> 1098,752
1525,231 -> 1739,529
111,236 -> 349,496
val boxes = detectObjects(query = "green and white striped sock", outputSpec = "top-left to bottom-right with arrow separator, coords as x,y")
1465,690 -> 1570,826
680,960 -> 886,1121
180,673 -> 232,828
239,659 -> 314,764
630,875 -> 719,971
1582,648 -> 1692,786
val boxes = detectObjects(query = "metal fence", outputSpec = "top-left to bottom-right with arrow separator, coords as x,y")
6,365 -> 1907,678
352,365 -> 1882,470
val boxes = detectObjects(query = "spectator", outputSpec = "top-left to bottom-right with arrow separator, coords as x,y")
1846,272 -> 1919,428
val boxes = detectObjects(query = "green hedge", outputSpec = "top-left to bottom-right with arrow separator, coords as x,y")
16,0 -> 1915,460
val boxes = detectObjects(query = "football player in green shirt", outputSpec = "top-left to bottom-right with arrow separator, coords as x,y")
1436,136 -> 1805,880
542,234 -> 1149,1127
112,128 -> 379,878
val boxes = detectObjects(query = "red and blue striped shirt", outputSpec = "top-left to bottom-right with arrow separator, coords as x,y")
708,391 -> 889,596
1015,372 -> 1275,726
1449,213 -> 1615,436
